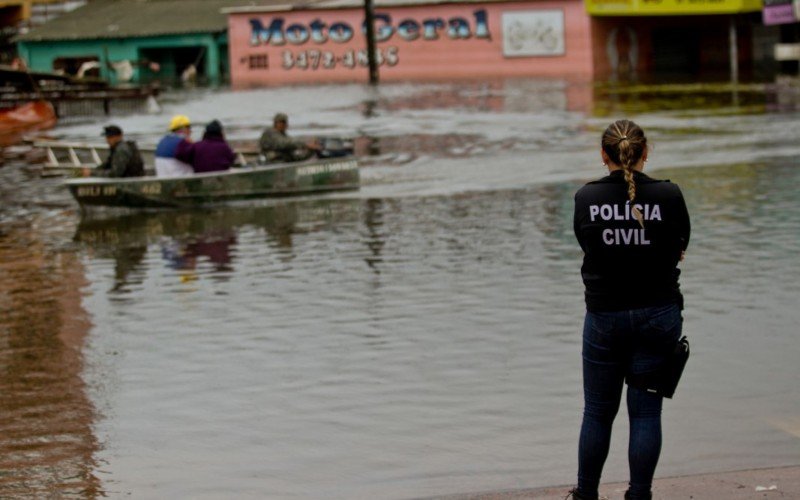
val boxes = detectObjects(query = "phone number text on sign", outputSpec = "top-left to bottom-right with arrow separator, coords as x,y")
282,47 -> 399,70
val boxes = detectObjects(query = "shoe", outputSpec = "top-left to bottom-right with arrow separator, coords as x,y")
624,490 -> 652,500
565,488 -> 594,500
565,489 -> 610,500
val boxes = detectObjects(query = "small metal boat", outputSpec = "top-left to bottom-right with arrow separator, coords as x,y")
64,156 -> 360,210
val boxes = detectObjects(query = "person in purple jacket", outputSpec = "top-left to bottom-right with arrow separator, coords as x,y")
176,120 -> 235,173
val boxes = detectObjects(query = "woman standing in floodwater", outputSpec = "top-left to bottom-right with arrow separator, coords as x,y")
569,120 -> 690,500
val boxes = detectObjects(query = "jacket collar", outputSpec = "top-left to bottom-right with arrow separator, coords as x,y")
593,169 -> 659,184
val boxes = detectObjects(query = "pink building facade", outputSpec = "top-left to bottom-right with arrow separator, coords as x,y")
226,1 -> 594,87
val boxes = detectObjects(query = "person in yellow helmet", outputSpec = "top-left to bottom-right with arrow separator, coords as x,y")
169,114 -> 191,132
155,114 -> 194,177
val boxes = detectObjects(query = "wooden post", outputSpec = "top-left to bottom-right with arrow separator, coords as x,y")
364,0 -> 379,85
729,16 -> 739,84
729,16 -> 739,106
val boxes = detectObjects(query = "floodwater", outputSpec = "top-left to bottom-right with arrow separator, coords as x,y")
1,78 -> 799,499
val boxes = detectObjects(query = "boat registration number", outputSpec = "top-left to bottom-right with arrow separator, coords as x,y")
76,183 -> 160,197
77,185 -> 118,197
297,160 -> 357,177
140,183 -> 161,195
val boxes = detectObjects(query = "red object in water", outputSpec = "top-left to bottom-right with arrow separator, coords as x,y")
0,101 -> 57,147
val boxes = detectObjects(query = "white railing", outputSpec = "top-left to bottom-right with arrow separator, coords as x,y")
33,140 -> 258,177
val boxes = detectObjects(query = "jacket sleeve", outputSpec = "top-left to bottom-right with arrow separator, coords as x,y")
108,143 -> 133,178
258,131 -> 271,153
225,143 -> 236,167
261,129 -> 303,152
573,191 -> 587,252
175,139 -> 195,165
674,187 -> 691,251
98,152 -> 112,171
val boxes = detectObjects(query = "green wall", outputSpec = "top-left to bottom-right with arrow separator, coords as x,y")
17,32 -> 227,85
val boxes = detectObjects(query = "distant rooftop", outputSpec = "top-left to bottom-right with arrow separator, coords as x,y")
224,0 -> 504,11
14,0 -> 291,42
16,0 -> 509,42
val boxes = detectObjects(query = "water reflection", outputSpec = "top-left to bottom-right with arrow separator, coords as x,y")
368,79 -> 588,113
348,78 -> 592,166
362,198 -> 386,273
349,77 -> 800,124
161,233 -> 236,274
73,200 -> 363,283
0,226 -> 100,498
591,81 -> 784,116
3,77 -> 800,499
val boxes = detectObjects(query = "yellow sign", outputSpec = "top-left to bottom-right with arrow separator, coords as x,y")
585,0 -> 762,15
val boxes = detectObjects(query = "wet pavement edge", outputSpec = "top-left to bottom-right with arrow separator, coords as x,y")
419,465 -> 800,499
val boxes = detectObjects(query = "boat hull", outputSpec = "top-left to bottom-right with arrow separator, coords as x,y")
64,157 -> 359,209
0,101 -> 57,147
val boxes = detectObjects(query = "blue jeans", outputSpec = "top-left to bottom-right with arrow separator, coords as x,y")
576,303 -> 683,500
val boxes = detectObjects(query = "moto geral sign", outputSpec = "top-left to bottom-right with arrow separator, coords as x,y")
248,9 -> 491,46
228,3 -> 592,86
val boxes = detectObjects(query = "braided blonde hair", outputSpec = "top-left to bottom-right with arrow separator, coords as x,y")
601,119 -> 647,227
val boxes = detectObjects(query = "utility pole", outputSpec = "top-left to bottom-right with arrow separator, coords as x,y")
729,16 -> 739,84
364,0 -> 379,85
729,16 -> 739,106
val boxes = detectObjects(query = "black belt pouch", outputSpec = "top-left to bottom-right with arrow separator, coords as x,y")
626,336 -> 690,399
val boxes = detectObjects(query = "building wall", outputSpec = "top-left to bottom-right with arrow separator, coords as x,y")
228,0 -> 593,87
589,14 -> 759,80
17,33 -> 225,84
1,4 -> 25,27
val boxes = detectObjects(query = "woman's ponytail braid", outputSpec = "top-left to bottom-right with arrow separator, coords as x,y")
601,120 -> 647,228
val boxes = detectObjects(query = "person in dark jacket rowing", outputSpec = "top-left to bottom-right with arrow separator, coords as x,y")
176,120 -> 236,173
91,125 -> 144,178
258,112 -> 319,163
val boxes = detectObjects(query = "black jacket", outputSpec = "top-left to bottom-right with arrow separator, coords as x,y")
98,140 -> 144,178
573,170 -> 690,312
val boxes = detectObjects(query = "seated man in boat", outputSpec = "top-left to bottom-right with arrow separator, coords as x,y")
92,125 -> 145,178
155,114 -> 194,177
176,120 -> 235,173
258,112 -> 320,163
